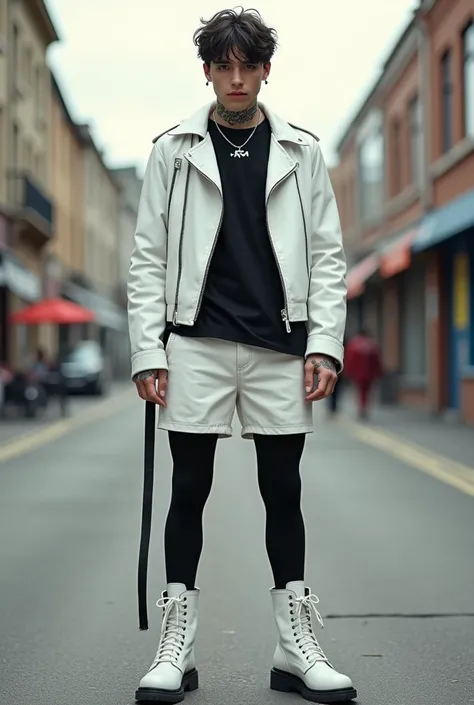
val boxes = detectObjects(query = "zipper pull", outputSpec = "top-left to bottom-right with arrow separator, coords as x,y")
174,158 -> 182,170
172,310 -> 180,326
281,309 -> 291,333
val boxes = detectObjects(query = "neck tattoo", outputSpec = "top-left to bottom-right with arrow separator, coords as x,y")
216,100 -> 258,126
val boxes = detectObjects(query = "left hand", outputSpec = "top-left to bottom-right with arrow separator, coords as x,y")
304,355 -> 338,402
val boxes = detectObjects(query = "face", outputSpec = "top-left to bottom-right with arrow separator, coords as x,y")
204,51 -> 271,111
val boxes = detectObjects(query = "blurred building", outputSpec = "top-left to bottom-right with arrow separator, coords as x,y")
110,165 -> 142,307
43,72 -> 86,357
0,0 -> 58,366
0,1 -> 132,377
60,124 -> 128,377
333,0 -> 474,425
109,164 -> 142,377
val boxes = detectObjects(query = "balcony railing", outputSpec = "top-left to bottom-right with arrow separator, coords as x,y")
9,171 -> 54,241
24,175 -> 53,224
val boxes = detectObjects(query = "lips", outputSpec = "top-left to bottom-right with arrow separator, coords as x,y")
229,92 -> 246,96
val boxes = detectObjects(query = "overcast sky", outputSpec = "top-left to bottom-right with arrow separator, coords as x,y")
46,0 -> 418,173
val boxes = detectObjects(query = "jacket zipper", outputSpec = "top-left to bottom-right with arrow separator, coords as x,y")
167,158 -> 181,226
294,171 -> 310,286
188,161 -> 224,323
174,153 -> 299,331
172,153 -> 192,326
265,162 -> 299,333
174,151 -> 224,325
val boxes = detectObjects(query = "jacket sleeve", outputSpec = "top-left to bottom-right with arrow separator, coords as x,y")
127,141 -> 169,379
305,141 -> 347,371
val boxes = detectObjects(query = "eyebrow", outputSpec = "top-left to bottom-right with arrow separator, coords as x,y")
214,59 -> 255,65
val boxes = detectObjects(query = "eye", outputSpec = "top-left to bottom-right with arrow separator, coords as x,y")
217,65 -> 228,71
246,65 -> 257,70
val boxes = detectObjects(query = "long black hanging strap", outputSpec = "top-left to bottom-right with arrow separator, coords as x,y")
138,400 -> 156,631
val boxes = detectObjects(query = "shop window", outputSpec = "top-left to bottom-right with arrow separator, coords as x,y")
463,22 -> 474,138
441,50 -> 453,153
391,118 -> 402,196
359,128 -> 384,223
409,95 -> 422,185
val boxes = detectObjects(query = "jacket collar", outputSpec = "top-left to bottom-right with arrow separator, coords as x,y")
168,102 -> 310,146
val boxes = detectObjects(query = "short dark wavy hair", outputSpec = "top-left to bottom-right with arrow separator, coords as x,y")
193,7 -> 278,65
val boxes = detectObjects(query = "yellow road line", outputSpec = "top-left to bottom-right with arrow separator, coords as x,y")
339,418 -> 474,497
0,389 -> 135,464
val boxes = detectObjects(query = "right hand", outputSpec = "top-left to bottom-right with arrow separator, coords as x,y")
134,369 -> 168,407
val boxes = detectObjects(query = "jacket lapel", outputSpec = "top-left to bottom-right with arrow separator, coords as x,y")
169,101 -> 308,198
266,134 -> 298,202
184,133 -> 222,195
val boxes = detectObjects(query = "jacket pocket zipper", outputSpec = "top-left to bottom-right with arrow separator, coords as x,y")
172,154 -> 192,326
167,158 -> 181,226
294,172 -> 310,290
265,163 -> 299,333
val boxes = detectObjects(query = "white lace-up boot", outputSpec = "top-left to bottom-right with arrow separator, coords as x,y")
270,581 -> 357,703
135,583 -> 200,703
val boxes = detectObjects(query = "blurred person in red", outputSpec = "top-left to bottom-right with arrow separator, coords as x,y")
344,328 -> 383,420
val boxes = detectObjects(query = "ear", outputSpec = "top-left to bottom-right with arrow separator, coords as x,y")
203,62 -> 211,83
263,62 -> 271,81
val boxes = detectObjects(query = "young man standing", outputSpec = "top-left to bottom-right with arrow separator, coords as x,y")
128,8 -> 356,704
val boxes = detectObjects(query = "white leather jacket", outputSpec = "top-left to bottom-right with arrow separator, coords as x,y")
127,102 -> 347,378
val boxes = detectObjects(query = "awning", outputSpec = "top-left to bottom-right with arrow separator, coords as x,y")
346,253 -> 379,300
10,298 -> 96,325
413,188 -> 474,252
380,229 -> 417,278
0,251 -> 41,301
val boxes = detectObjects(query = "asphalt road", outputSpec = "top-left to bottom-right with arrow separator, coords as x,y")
1,393 -> 473,705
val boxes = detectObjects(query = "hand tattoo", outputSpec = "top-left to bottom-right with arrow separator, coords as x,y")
311,359 -> 336,373
216,100 -> 258,126
133,370 -> 155,382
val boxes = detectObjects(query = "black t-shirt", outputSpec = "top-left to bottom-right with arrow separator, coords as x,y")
168,117 -> 307,358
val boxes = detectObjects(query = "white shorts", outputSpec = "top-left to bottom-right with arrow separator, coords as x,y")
158,334 -> 314,439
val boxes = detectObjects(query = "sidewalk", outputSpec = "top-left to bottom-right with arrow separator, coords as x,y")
338,387 -> 474,470
0,381 -> 132,447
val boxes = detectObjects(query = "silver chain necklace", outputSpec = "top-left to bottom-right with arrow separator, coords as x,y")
212,108 -> 261,158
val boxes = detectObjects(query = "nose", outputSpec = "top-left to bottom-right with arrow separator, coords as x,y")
230,67 -> 244,87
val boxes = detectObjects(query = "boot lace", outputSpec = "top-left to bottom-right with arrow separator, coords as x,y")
149,593 -> 187,669
293,593 -> 328,665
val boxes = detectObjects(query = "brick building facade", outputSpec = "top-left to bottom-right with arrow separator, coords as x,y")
332,0 -> 474,424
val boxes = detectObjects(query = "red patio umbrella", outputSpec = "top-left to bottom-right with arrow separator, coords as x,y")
10,297 -> 96,325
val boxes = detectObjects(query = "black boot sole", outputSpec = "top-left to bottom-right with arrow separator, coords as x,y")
271,668 -> 357,703
135,668 -> 199,702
